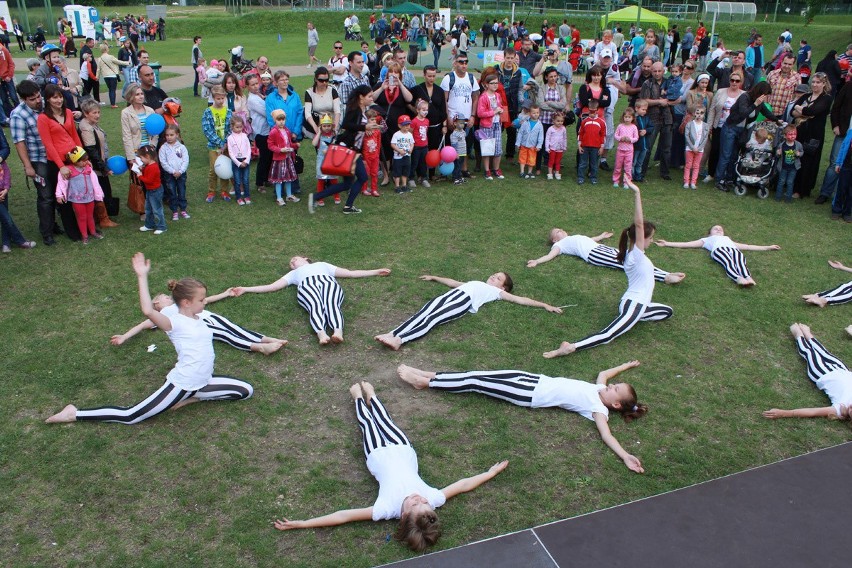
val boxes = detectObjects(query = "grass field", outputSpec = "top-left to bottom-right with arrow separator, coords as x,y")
1,8 -> 850,568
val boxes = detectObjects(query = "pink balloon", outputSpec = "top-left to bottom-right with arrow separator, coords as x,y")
440,146 -> 458,162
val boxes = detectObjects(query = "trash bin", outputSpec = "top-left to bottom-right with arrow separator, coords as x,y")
150,62 -> 162,88
417,35 -> 427,51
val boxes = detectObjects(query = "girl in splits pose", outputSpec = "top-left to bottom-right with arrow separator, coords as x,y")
802,260 -> 852,308
46,253 -> 253,425
763,323 -> 852,421
398,361 -> 647,473
374,272 -> 562,350
233,256 -> 390,345
654,225 -> 780,286
527,228 -> 686,285
273,381 -> 509,552
544,184 -> 673,359
111,288 -> 287,356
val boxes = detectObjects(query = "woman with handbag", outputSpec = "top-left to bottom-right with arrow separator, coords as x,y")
78,99 -> 119,228
309,85 -> 379,214
705,72 -> 744,184
120,83 -> 158,216
791,72 -> 832,199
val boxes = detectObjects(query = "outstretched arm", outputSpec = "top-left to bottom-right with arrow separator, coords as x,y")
204,288 -> 235,305
419,274 -> 464,288
441,460 -> 509,500
828,260 -> 852,274
232,276 -> 290,296
596,360 -> 640,385
334,267 -> 392,279
111,319 -> 157,345
273,507 -> 374,531
735,243 -> 781,252
655,239 -> 706,249
593,413 -> 644,473
499,291 -> 562,313
762,407 -> 836,419
527,245 -> 561,268
631,185 -> 647,252
591,231 -> 614,243
132,253 -> 171,331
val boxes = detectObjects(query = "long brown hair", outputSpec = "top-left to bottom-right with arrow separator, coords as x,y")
615,383 -> 649,423
167,278 -> 207,305
394,509 -> 442,552
616,221 -> 656,263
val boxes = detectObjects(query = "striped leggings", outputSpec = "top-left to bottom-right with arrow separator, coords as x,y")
574,297 -> 673,351
391,289 -> 472,344
795,337 -> 849,385
76,376 -> 253,425
297,275 -> 344,333
586,244 -> 672,283
429,369 -> 540,407
710,246 -> 751,282
815,280 -> 852,306
202,312 -> 263,351
355,395 -> 410,458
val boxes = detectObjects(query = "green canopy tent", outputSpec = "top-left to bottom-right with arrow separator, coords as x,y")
384,2 -> 432,15
601,6 -> 669,32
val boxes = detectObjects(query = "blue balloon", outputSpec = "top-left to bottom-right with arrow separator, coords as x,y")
438,161 -> 455,176
107,155 -> 128,175
476,52 -> 484,59
145,113 -> 166,136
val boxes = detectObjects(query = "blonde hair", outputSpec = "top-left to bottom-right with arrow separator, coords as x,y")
167,278 -> 207,305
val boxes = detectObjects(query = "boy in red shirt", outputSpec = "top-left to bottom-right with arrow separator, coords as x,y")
361,109 -> 383,197
133,145 -> 167,234
577,98 -> 607,185
408,100 -> 431,188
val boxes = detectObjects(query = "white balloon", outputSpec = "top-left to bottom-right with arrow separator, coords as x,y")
214,155 -> 234,180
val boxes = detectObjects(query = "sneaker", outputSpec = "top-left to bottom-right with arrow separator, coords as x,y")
307,193 -> 315,214
286,195 -> 301,203
554,172 -> 561,180
18,241 -> 36,249
528,173 -> 536,179
703,174 -> 714,183
591,179 -> 598,185
454,179 -> 463,185
342,206 -> 362,214
222,194 -> 231,202
371,190 -> 381,197
277,198 -> 286,206
420,178 -> 432,187
244,199 -> 252,205
334,195 -> 341,204
461,177 -> 468,183
484,171 -> 493,180
613,182 -> 619,188
683,183 -> 690,189
844,216 -> 852,223
814,195 -> 828,205
362,189 -> 371,196
153,229 -> 166,235
578,179 -> 585,185
1,245 -> 10,253
229,189 -> 235,195
206,194 -> 214,203
715,182 -> 729,192
110,105 -> 118,109
181,211 -> 191,219
623,183 -> 630,190
598,162 -> 611,171
172,212 -> 179,221
495,169 -> 505,180
519,172 -> 526,178
462,170 -> 473,179
690,184 -> 697,190
237,198 -> 246,206
547,173 -> 554,180
92,232 -> 104,239
81,238 -> 89,245
140,226 -> 154,232
408,180 -> 416,188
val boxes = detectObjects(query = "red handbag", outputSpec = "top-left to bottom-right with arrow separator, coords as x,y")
321,144 -> 358,177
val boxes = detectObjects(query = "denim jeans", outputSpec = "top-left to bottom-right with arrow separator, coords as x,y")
144,187 -> 167,230
578,147 -> 599,182
232,163 -> 251,199
832,165 -> 852,218
104,77 -> 118,106
432,46 -> 441,68
714,124 -> 743,182
817,134 -> 844,199
315,156 -> 367,207
775,167 -> 797,201
0,195 -> 27,247
632,145 -> 648,180
163,172 -> 187,211
642,124 -> 672,178
0,79 -> 19,116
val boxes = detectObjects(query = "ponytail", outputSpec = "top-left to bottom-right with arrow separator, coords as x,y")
617,383 -> 648,423
616,221 -> 656,263
167,277 -> 207,304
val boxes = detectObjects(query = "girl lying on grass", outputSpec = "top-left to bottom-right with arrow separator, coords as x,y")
274,381 -> 509,552
398,361 -> 647,473
802,260 -> 852,308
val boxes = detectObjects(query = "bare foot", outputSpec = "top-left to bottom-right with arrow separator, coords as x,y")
318,332 -> 331,345
170,397 -> 199,411
397,364 -> 432,389
798,323 -> 814,340
261,336 -> 287,344
664,272 -> 686,285
360,381 -> 376,403
349,383 -> 363,400
789,323 -> 804,338
738,277 -> 756,287
846,325 -> 852,338
375,333 -> 402,350
253,341 -> 285,356
543,341 -> 576,358
45,404 -> 77,423
802,294 -> 828,307
331,330 -> 344,344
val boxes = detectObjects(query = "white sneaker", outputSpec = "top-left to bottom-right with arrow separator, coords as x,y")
153,229 -> 165,235
286,195 -> 301,203
683,183 -> 690,189
703,174 -> 714,183
554,172 -> 561,180
277,198 -> 286,206
420,179 -> 431,188
547,173 -> 553,180
408,180 -> 416,188
690,184 -> 697,190
614,182 -> 620,188
139,226 -> 153,232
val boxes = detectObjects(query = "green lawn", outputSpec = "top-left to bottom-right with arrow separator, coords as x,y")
1,10 -> 850,568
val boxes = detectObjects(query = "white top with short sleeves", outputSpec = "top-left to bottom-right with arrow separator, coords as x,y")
532,376 -> 609,421
164,310 -> 214,391
283,262 -> 338,287
815,368 -> 852,417
367,445 -> 447,521
701,235 -> 737,253
555,235 -> 599,262
621,247 -> 655,304
457,281 -> 503,313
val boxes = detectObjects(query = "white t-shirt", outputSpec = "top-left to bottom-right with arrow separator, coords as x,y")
814,369 -> 852,417
701,235 -> 737,253
621,247 -> 655,305
555,235 -> 599,262
367,445 -> 447,521
456,281 -> 503,313
390,130 -> 414,158
440,72 -> 479,121
283,262 -> 338,287
531,376 -> 608,421
162,303 -> 214,322
164,311 -> 214,391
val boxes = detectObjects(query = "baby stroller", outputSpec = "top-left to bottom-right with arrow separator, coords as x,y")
733,121 -> 781,199
468,30 -> 478,47
347,23 -> 363,42
230,46 -> 255,77
568,43 -> 583,71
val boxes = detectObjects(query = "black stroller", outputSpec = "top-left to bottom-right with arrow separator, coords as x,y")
733,121 -> 781,199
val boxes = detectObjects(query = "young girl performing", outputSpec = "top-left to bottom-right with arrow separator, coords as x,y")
273,381 -> 509,552
802,260 -> 852,307
763,323 -> 852,422
544,184 -> 674,358
398,361 -> 647,473
654,225 -> 780,286
111,288 -> 287,355
45,253 -> 254,425
232,256 -> 390,345
374,272 -> 562,350
527,228 -> 686,285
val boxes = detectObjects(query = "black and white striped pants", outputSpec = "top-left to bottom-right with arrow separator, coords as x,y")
76,376 -> 253,425
355,395 -> 410,458
586,244 -> 671,283
297,275 -> 344,333
574,297 -> 673,351
202,312 -> 263,351
709,246 -> 751,282
391,289 -> 472,344
795,337 -> 849,385
816,280 -> 852,306
429,369 -> 539,407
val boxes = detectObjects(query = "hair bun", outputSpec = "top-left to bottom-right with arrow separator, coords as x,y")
167,279 -> 179,291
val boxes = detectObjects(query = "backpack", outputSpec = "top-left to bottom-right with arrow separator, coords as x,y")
448,72 -> 476,91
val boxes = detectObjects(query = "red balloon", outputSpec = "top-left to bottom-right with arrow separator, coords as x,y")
425,149 -> 441,168
840,59 -> 850,71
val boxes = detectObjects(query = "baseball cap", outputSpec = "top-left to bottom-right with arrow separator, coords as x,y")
600,47 -> 613,59
398,115 -> 412,125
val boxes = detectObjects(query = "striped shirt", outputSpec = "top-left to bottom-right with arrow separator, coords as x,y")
9,102 -> 47,164
539,85 -> 562,125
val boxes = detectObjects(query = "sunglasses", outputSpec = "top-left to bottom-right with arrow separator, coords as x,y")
685,66 -> 694,69
334,46 -> 343,49
457,60 -> 468,64
316,78 -> 328,82
729,78 -> 742,83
